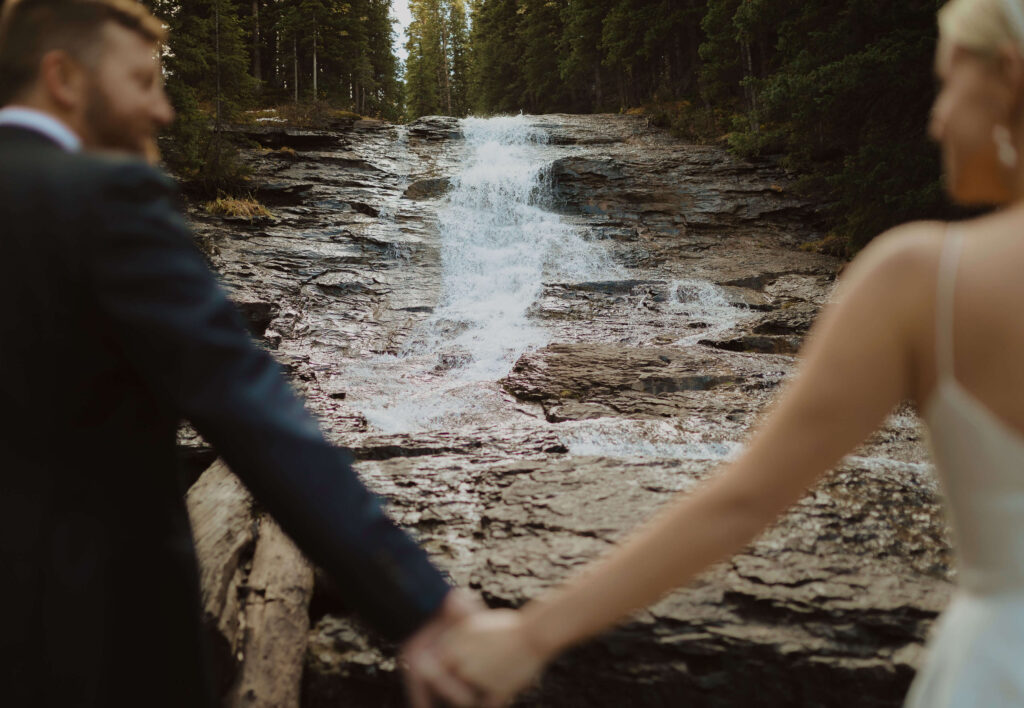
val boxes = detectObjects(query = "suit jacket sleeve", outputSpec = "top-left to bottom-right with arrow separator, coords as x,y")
84,160 -> 450,641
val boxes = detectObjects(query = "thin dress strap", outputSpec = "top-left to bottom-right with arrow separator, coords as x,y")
935,228 -> 965,381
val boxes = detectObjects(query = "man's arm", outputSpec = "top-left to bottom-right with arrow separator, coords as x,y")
86,160 -> 449,641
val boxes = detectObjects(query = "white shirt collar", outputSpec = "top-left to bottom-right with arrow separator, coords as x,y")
0,106 -> 82,152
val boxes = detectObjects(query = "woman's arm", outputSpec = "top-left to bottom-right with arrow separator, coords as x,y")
436,223 -> 942,705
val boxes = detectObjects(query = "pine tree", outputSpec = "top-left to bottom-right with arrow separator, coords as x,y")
405,0 -> 471,118
145,0 -> 256,185
467,0 -> 520,113
405,0 -> 443,117
366,0 -> 403,119
515,0 -> 567,112
558,0 -> 614,111
447,0 -> 471,115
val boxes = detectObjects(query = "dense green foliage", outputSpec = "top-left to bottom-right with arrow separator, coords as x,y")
136,0 -> 960,248
404,0 -> 471,118
437,0 -> 959,252
699,0 -> 952,250
142,0 -> 401,189
467,0 -> 703,114
147,0 -> 401,115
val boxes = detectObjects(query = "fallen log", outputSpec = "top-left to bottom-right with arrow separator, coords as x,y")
186,459 -> 256,687
226,516 -> 314,708
187,460 -> 314,708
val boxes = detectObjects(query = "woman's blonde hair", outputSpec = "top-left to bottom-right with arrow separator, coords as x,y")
939,0 -> 1024,54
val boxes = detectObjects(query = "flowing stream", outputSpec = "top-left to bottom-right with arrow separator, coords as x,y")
346,116 -> 622,433
195,113 -> 945,706
342,116 -> 756,463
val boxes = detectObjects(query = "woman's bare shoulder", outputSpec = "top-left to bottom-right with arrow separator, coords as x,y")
860,220 -> 947,266
837,221 -> 947,297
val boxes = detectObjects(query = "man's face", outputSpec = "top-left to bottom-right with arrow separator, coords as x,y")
80,22 -> 174,156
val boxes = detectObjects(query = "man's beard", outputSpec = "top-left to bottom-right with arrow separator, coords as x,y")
82,83 -> 159,163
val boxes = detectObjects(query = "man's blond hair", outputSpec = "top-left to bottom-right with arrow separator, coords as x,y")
0,0 -> 166,105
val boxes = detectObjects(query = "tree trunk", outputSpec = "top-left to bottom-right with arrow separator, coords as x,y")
674,32 -> 684,94
293,35 -> 299,104
742,40 -> 760,132
252,0 -> 262,84
271,27 -> 280,90
442,20 -> 451,114
312,22 -> 318,101
214,0 -> 222,128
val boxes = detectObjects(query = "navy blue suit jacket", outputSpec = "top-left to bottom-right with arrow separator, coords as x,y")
0,125 -> 449,707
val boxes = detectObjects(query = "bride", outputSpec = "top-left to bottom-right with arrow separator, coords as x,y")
413,0 -> 1024,705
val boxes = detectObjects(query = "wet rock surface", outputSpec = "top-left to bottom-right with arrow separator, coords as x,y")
184,114 -> 952,707
402,176 -> 451,200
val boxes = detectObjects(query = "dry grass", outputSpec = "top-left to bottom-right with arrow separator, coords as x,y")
259,145 -> 297,159
799,232 -> 849,258
240,104 -> 368,129
275,102 -> 366,128
329,109 -> 363,121
245,108 -> 284,121
205,196 -> 273,221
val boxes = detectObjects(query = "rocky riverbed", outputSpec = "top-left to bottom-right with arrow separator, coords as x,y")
183,114 -> 953,707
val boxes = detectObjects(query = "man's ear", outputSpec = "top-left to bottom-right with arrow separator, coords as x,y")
38,50 -> 87,111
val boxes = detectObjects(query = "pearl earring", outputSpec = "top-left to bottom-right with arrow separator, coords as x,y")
993,125 -> 1018,169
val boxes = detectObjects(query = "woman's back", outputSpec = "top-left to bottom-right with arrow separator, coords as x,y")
920,221 -> 1024,593
918,212 -> 1024,436
903,219 -> 1024,707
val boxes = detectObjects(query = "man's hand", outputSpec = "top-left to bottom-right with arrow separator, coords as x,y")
401,589 -> 486,708
435,609 -> 550,707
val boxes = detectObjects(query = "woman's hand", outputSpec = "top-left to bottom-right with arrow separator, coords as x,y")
437,609 -> 551,707
402,590 -> 487,708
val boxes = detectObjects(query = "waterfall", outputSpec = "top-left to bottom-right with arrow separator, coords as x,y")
348,115 -> 614,433
424,116 -> 606,380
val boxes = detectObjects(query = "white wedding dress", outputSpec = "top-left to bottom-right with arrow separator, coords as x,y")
904,231 -> 1024,706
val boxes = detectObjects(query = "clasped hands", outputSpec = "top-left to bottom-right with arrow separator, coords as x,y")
402,590 -> 549,707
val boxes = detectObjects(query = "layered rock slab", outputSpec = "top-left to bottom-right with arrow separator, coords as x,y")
301,342 -> 949,707
179,114 -> 954,707
301,446 -> 950,707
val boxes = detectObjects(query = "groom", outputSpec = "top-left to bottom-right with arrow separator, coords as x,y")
0,1 -> 475,705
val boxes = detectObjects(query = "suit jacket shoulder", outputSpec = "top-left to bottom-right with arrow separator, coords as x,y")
0,126 -> 451,642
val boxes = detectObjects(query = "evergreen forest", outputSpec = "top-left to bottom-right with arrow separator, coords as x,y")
454,0 -> 955,251
139,0 -> 402,188
138,0 -> 954,252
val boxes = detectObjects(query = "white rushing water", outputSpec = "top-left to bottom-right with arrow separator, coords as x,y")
552,278 -> 755,461
346,116 -> 762,459
425,116 -> 614,379
349,115 -> 617,432
558,418 -> 743,461
667,278 -> 753,346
